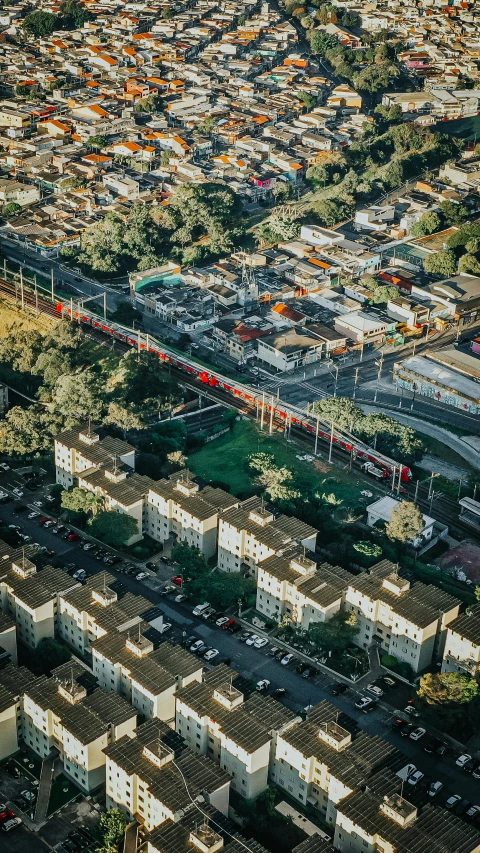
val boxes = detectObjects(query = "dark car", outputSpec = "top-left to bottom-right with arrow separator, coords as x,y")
423,737 -> 442,754
391,718 -> 408,733
275,650 -> 285,661
227,623 -> 242,634
185,636 -> 197,648
14,504 -> 28,513
455,799 -> 472,817
271,688 -> 287,698
238,632 -> 251,643
400,724 -> 414,737
296,662 -> 308,674
145,561 -> 156,570
464,758 -> 476,774
436,743 -> 449,757
330,682 -> 347,696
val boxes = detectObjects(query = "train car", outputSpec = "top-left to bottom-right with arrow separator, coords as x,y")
56,300 -> 412,482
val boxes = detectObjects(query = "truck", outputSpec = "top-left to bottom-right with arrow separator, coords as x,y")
361,461 -> 389,480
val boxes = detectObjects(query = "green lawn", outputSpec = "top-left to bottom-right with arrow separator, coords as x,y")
47,773 -> 79,815
188,419 -> 383,509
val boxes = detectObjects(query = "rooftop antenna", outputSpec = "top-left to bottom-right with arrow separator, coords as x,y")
87,414 -> 92,435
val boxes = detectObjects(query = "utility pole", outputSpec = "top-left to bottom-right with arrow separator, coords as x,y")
314,414 -> 320,456
333,364 -> 339,398
397,465 -> 403,495
35,283 -> 38,314
51,267 -> 54,302
103,291 -> 107,320
328,420 -> 334,463
269,395 -> 274,435
260,391 -> 265,431
428,472 -> 435,499
352,367 -> 359,400
20,266 -> 24,309
458,477 -> 465,501
70,296 -> 73,321
373,354 -> 383,404
414,480 -> 419,502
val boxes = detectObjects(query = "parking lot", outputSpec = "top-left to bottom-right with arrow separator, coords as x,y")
1,465 -> 480,826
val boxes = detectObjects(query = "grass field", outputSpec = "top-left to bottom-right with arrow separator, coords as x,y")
0,297 -> 55,336
188,418 -> 383,508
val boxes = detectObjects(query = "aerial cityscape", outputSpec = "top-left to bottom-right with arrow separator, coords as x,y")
0,1 -> 480,853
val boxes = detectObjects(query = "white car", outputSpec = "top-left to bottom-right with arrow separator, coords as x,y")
407,770 -> 424,786
215,616 -> 229,627
245,634 -> 260,646
409,727 -> 426,741
83,542 -> 94,550
256,680 -> 270,692
446,794 -> 462,810
28,512 -> 39,519
0,462 -> 10,471
33,501 -> 42,507
367,684 -> 384,697
175,594 -> 186,603
355,696 -> 375,710
192,602 -> 210,617
403,705 -> 419,718
254,637 -> 269,649
428,781 -> 443,797
160,623 -> 172,634
204,648 -> 219,662
456,753 -> 472,768
190,640 -> 205,653
2,818 -> 22,832
281,653 -> 294,665
12,488 -> 23,497
136,572 -> 148,581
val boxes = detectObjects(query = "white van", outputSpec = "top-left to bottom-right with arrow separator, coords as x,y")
192,602 -> 210,617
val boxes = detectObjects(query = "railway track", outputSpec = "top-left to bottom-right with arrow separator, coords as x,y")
0,277 -> 478,542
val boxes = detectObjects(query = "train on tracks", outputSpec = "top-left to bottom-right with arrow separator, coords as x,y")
57,300 -> 413,484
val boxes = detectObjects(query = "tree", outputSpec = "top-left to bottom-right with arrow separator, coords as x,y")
160,150 -> 173,166
369,284 -> 399,304
424,249 -> 457,277
30,638 -> 71,675
33,349 -> 72,388
2,202 -> 21,218
0,406 -> 60,456
309,30 -> 338,55
61,487 -> 104,516
385,501 -> 424,543
96,809 -> 126,853
418,672 -> 478,706
306,164 -> 330,187
22,10 -> 58,36
298,91 -> 316,110
59,0 -> 92,28
353,541 -> 382,558
105,402 -> 144,437
268,206 -> 301,241
88,135 -> 108,150
440,199 -> 469,227
79,213 -> 126,273
353,62 -> 398,94
248,453 -> 300,501
458,253 -> 480,274
313,198 -> 348,227
306,610 -> 359,655
411,211 -> 441,237
311,397 -> 363,430
171,542 -> 209,577
60,175 -> 88,190
189,572 -> 256,610
54,371 -> 104,422
89,511 -> 138,546
134,92 -> 163,114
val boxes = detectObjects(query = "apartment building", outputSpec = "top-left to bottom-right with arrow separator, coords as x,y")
334,787 -> 480,853
271,700 -> 402,825
345,560 -> 461,673
92,629 -> 203,721
21,662 -> 137,791
147,806 -> 272,853
442,603 -> 480,678
146,472 -> 237,558
0,663 -> 32,761
175,665 -> 298,799
0,609 -> 17,665
58,572 -> 151,657
54,424 -> 135,489
78,461 -> 152,545
256,548 -> 351,629
0,549 -> 77,649
104,717 -> 230,830
217,496 -> 318,576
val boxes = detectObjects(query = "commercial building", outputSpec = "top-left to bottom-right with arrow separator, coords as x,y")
217,496 -> 318,576
393,352 -> 480,415
175,664 -> 298,799
104,716 -> 230,830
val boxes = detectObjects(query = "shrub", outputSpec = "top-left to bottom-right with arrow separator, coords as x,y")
381,654 -> 398,669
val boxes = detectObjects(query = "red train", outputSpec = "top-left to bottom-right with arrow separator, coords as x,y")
57,302 -> 412,483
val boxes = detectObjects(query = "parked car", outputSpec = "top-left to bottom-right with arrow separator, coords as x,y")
216,616 -> 229,627
465,805 -> 480,822
275,650 -> 285,661
239,632 -> 251,643
83,542 -> 94,551
228,623 -> 242,635
256,680 -> 270,692
192,602 -> 210,617
271,688 -> 287,698
403,705 -> 419,718
456,753 -> 472,768
0,810 -> 15,824
409,727 -> 426,741
400,724 -> 414,738
195,645 -> 208,656
2,818 -> 22,832
455,799 -> 472,817
355,696 -> 375,711
222,619 -> 236,631
185,636 -> 197,648
21,790 -> 35,802
381,676 -> 396,687
366,684 -> 384,697
423,737 -> 442,754
67,533 -> 79,541
254,637 -> 268,649
281,653 -> 294,666
445,795 -> 462,810
428,781 -> 443,798
472,764 -> 480,780
330,683 -> 347,696
175,594 -> 186,603
407,770 -> 424,786
0,462 -> 10,471
171,576 -> 183,586
190,640 -> 205,653
246,634 -> 260,646
204,648 -> 219,662
160,623 -> 172,634
436,743 -> 449,758
136,572 -> 148,581
463,758 -> 477,774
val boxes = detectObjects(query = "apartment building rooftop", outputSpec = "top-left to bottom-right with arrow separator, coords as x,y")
259,550 -> 351,608
293,838 -> 336,853
25,672 -> 135,745
0,663 -> 33,713
56,425 -> 134,461
148,805 -> 270,853
150,474 -> 236,520
445,602 -> 480,646
338,788 -> 480,853
61,572 -> 152,635
104,718 -> 230,812
220,496 -> 318,550
81,466 -> 153,506
0,552 -> 77,608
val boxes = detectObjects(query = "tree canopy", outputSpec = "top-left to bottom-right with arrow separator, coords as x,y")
385,501 -> 424,543
89,511 -> 138,546
95,809 -> 126,853
305,610 -> 359,655
23,11 -> 58,36
423,249 -> 457,277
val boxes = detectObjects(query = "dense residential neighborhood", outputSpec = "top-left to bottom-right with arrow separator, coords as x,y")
1,1 -> 480,853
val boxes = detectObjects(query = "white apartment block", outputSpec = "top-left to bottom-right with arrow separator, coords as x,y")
256,549 -> 350,629
58,572 -> 151,657
442,603 -> 480,678
92,629 -> 203,721
0,609 -> 17,665
55,425 -> 135,489
0,551 -> 78,649
175,665 -> 298,800
217,496 -> 318,576
145,472 -> 236,558
104,717 -> 230,831
0,664 -> 32,761
147,809 -> 278,853
344,561 -> 460,673
334,788 -> 480,853
78,462 -> 152,546
19,662 -> 137,792
271,701 -> 400,826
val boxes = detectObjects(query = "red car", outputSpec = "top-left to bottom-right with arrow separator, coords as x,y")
222,619 -> 236,630
39,517 -> 51,525
68,533 -> 80,542
171,576 -> 183,586
0,810 -> 15,824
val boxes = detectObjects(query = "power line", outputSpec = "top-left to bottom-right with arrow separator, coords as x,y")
171,760 -> 258,853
